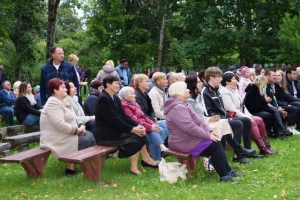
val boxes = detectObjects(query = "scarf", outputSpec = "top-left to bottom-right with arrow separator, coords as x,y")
26,93 -> 37,106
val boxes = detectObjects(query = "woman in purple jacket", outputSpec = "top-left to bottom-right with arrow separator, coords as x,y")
164,81 -> 241,182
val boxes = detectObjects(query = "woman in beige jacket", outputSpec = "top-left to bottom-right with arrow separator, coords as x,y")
148,72 -> 168,120
40,78 -> 96,176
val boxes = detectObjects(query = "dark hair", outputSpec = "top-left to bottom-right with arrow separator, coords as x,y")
18,81 -> 30,97
221,72 -> 234,86
198,69 -> 206,83
255,66 -> 263,76
50,46 -> 62,54
120,58 -> 128,64
185,75 -> 198,99
64,81 -> 73,95
91,80 -> 103,90
48,78 -> 64,95
264,70 -> 274,77
286,66 -> 297,75
103,76 -> 119,88
149,71 -> 156,79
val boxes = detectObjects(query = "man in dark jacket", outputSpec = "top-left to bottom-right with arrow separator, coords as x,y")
0,80 -> 16,126
202,67 -> 257,163
40,46 -> 79,105
286,67 -> 300,98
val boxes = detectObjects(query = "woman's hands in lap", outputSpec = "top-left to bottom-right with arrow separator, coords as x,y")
132,126 -> 146,137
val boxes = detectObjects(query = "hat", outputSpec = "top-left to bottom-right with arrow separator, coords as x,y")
240,66 -> 249,76
35,85 -> 40,93
228,66 -> 237,73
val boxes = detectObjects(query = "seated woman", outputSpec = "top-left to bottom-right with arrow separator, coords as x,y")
134,74 -> 169,143
244,75 -> 291,136
119,86 -> 168,162
185,75 -> 256,163
94,76 -> 158,175
40,78 -> 96,175
220,72 -> 275,154
83,80 -> 104,116
164,81 -> 241,182
65,81 -> 95,134
148,72 -> 168,120
15,82 -> 42,129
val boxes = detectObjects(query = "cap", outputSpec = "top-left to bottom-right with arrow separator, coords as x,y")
228,66 -> 237,73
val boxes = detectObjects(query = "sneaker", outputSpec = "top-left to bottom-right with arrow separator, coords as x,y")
220,175 -> 240,182
232,156 -> 251,164
229,170 -> 244,177
291,127 -> 300,135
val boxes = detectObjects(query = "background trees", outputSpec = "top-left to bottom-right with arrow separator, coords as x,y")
0,0 -> 300,84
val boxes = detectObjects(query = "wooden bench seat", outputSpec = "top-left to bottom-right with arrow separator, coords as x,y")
164,149 -> 199,173
0,147 -> 51,178
2,132 -> 40,150
0,142 -> 11,156
0,125 -> 39,140
58,145 -> 118,182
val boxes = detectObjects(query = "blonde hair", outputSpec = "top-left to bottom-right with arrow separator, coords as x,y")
68,54 -> 79,62
13,81 -> 21,91
254,75 -> 267,96
168,81 -> 187,97
134,74 -> 149,88
276,70 -> 287,93
153,72 -> 166,84
105,60 -> 114,67
249,68 -> 256,82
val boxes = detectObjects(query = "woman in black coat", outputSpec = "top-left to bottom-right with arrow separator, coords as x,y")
94,76 -> 158,175
82,80 -> 103,116
15,82 -> 42,129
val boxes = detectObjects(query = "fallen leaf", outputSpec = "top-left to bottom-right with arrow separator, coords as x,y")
131,186 -> 136,192
252,169 -> 258,172
278,174 -> 283,177
281,189 -> 286,197
87,189 -> 93,192
137,196 -> 142,200
112,183 -> 117,188
192,185 -> 197,189
21,192 -> 26,196
234,194 -> 238,198
142,169 -> 146,173
273,194 -> 278,198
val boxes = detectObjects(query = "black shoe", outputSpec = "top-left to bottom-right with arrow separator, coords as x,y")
65,168 -> 78,176
232,156 -> 251,164
246,153 -> 264,159
130,171 -> 141,175
141,160 -> 158,168
278,128 -> 293,136
220,176 -> 240,182
235,146 -> 256,157
229,170 -> 244,177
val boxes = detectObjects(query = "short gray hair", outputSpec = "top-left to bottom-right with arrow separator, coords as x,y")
168,81 -> 187,97
119,86 -> 134,99
167,72 -> 177,81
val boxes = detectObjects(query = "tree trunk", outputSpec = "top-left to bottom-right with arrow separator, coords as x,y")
46,0 -> 60,61
157,16 -> 167,72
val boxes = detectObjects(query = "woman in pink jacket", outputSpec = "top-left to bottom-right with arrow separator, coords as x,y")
119,86 -> 168,162
238,66 -> 253,99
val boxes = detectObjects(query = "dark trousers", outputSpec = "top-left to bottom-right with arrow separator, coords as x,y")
290,102 -> 300,128
253,111 -> 278,136
228,117 -> 252,149
264,106 -> 286,129
200,141 -> 232,177
281,105 -> 298,126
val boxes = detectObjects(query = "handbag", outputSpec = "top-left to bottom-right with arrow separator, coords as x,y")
203,157 -> 215,172
227,110 -> 236,118
158,158 -> 188,184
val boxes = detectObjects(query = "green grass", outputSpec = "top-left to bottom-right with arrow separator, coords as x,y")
0,137 -> 300,199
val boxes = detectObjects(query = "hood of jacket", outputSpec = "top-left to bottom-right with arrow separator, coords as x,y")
245,83 -> 259,93
164,97 -> 186,116
102,65 -> 115,73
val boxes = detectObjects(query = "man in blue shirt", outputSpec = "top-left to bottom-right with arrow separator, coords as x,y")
40,46 -> 79,105
0,80 -> 16,126
115,58 -> 131,86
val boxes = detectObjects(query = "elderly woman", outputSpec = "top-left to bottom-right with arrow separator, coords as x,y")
220,72 -> 275,154
15,82 -> 43,129
244,75 -> 291,136
148,72 -> 168,120
40,78 -> 96,175
164,82 -> 241,182
83,80 -> 104,116
119,86 -> 168,161
134,74 -> 169,143
94,76 -> 158,175
95,60 -> 120,83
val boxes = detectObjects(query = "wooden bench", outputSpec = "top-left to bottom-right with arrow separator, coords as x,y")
2,132 -> 41,151
0,125 -> 39,140
58,145 -> 118,182
164,149 -> 200,173
0,147 -> 51,178
0,142 -> 11,156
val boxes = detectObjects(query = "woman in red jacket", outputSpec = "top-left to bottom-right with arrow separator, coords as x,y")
119,86 -> 168,162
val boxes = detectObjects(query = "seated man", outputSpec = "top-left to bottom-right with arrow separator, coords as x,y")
201,67 -> 258,163
0,80 -> 16,126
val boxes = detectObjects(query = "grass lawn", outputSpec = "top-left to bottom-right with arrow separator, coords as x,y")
0,88 -> 299,199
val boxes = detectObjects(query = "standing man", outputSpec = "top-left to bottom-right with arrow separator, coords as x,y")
40,46 -> 79,105
0,80 -> 16,126
115,58 -> 131,86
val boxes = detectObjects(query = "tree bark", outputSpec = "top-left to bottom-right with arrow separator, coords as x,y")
46,0 -> 60,61
157,16 -> 167,72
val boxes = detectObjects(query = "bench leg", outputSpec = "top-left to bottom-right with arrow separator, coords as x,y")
20,152 -> 51,178
0,150 -> 10,157
80,154 -> 107,182
178,157 -> 199,173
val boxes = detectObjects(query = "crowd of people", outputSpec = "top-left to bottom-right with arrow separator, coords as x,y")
1,46 -> 299,182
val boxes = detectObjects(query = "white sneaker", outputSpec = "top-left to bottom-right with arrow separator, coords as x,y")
292,127 -> 300,135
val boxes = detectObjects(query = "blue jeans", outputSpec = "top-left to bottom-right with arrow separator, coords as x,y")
156,120 -> 169,142
0,106 -> 14,126
22,114 -> 40,130
145,131 -> 164,160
